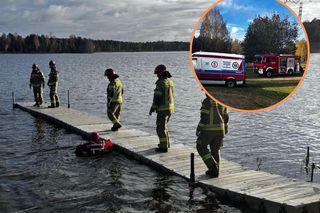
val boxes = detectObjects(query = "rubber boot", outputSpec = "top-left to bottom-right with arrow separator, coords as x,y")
111,123 -> 122,131
205,166 -> 219,178
155,147 -> 168,153
48,103 -> 55,108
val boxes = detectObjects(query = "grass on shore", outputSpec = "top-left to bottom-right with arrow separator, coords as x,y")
205,68 -> 303,110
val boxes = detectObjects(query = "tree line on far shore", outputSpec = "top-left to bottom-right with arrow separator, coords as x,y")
0,33 -> 189,53
303,18 -> 320,52
192,9 -> 312,62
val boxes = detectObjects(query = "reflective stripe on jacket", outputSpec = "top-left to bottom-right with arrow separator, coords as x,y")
152,78 -> 174,113
107,78 -> 123,103
197,98 -> 228,133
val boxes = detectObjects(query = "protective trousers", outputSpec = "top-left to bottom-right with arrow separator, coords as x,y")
156,111 -> 171,149
196,131 -> 223,172
107,102 -> 121,126
49,86 -> 60,106
33,86 -> 43,105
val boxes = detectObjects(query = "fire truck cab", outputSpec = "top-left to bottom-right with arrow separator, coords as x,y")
254,54 -> 301,78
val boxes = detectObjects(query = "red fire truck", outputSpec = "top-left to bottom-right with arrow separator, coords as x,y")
254,54 -> 302,77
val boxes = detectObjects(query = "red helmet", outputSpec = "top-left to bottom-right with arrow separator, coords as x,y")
104,68 -> 114,77
90,132 -> 100,141
154,64 -> 166,75
49,60 -> 56,67
32,64 -> 39,70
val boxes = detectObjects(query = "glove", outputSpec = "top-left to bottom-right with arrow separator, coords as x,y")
196,127 -> 201,136
224,124 -> 228,135
29,84 -> 31,89
149,107 -> 155,116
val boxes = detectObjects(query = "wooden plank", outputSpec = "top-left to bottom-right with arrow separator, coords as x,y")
14,102 -> 320,213
287,193 -> 320,206
75,123 -> 113,133
232,175 -> 290,193
104,129 -> 152,140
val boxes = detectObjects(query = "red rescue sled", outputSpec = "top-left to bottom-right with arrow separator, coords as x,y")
75,132 -> 113,157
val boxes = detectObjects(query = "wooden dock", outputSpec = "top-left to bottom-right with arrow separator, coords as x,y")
14,102 -> 320,213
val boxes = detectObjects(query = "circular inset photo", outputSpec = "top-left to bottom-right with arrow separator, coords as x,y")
190,0 -> 310,112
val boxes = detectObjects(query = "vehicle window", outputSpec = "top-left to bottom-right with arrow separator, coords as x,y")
254,56 -> 262,63
192,58 -> 197,68
265,57 -> 273,63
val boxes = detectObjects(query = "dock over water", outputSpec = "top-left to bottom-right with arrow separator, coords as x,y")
15,102 -> 320,213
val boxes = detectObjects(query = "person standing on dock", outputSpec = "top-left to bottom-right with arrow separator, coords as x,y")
149,64 -> 174,153
47,60 -> 60,108
196,95 -> 229,178
105,68 -> 123,131
29,64 -> 45,107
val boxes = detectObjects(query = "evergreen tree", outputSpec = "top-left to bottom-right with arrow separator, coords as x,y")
243,13 -> 298,61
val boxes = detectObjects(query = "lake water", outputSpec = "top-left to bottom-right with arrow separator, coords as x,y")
0,52 -> 319,212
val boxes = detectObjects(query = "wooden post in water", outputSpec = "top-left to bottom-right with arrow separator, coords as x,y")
306,146 -> 310,168
68,90 -> 70,108
311,163 -> 315,182
12,92 -> 16,108
190,153 -> 195,183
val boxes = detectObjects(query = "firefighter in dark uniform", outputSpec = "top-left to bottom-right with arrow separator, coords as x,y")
105,68 -> 123,131
29,64 -> 45,107
196,95 -> 229,177
47,60 -> 60,108
149,64 -> 174,153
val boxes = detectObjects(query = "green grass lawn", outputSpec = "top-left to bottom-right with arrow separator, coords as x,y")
205,67 -> 303,110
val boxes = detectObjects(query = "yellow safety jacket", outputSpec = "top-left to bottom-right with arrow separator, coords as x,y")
197,97 -> 228,134
107,78 -> 123,103
30,70 -> 45,87
152,77 -> 174,113
47,69 -> 59,87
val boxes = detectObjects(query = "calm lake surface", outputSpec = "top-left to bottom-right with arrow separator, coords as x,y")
0,52 -> 319,212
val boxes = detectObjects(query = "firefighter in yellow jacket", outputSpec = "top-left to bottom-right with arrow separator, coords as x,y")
149,64 -> 174,153
105,68 -> 123,131
29,64 -> 45,107
47,60 -> 60,108
196,95 -> 229,177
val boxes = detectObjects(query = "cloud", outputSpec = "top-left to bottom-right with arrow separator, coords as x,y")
218,0 -> 254,11
279,0 -> 320,21
0,0 -> 315,42
227,24 -> 245,40
0,0 -> 214,41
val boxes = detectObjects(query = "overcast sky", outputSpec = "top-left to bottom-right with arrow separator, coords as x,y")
0,0 -> 214,42
0,0 -> 319,42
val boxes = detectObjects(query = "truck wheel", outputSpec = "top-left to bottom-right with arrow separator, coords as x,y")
266,70 -> 272,78
226,80 -> 236,88
288,69 -> 293,76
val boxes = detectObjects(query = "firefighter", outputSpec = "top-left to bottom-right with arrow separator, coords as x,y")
196,95 -> 229,177
149,64 -> 174,153
29,64 -> 45,107
47,60 -> 60,108
105,68 -> 123,131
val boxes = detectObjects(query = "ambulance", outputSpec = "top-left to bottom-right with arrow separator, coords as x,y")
192,51 -> 246,88
254,54 -> 302,77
